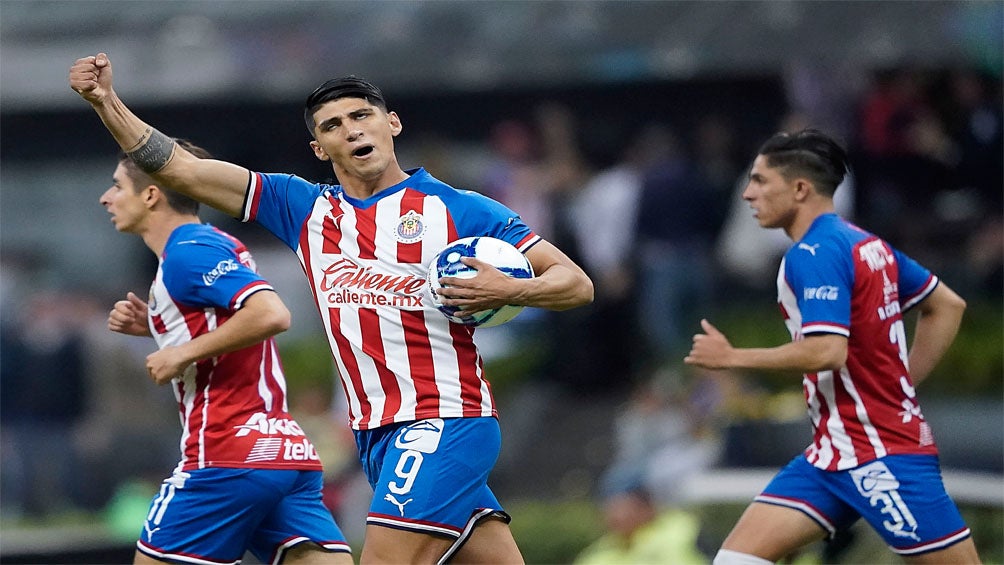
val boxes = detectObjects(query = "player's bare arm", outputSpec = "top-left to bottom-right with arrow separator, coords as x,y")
70,53 -> 249,217
908,282 -> 966,384
517,240 -> 593,309
145,290 -> 291,384
685,318 -> 847,372
436,240 -> 593,312
107,291 -> 152,337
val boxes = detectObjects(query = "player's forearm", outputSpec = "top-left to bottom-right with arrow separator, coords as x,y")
91,93 -> 176,172
730,336 -> 847,373
176,291 -> 290,366
513,264 -> 593,310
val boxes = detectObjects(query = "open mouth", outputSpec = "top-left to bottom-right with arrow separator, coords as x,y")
352,145 -> 374,158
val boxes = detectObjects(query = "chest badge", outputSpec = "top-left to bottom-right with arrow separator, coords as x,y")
147,284 -> 158,313
395,209 -> 426,243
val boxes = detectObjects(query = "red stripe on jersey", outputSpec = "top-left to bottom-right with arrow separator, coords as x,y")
175,380 -> 186,417
397,188 -> 425,264
181,307 -> 208,341
328,307 -> 373,428
247,172 -> 263,221
322,195 -> 343,255
514,233 -> 536,249
449,323 -> 485,416
229,281 -> 262,310
809,376 -> 835,468
355,204 -> 378,260
358,308 -> 403,426
186,357 -> 217,468
400,310 -> 438,412
151,314 -> 168,335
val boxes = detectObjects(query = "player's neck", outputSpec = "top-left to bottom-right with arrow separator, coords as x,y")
142,214 -> 201,256
339,167 -> 411,200
786,202 -> 836,242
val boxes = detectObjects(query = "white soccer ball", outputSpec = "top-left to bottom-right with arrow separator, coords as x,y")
427,236 -> 534,327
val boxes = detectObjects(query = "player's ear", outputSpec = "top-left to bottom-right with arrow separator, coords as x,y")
310,140 -> 330,162
388,111 -> 403,137
143,184 -> 159,208
793,179 -> 813,201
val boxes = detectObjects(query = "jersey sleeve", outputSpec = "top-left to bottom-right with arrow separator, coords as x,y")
893,247 -> 939,311
441,189 -> 540,252
785,241 -> 854,337
241,172 -> 327,251
162,239 -> 273,311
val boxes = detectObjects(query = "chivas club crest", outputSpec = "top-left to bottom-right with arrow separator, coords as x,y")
395,210 -> 426,243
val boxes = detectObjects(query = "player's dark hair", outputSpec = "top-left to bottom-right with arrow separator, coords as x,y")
757,129 -> 850,197
303,76 -> 388,136
117,138 -> 206,216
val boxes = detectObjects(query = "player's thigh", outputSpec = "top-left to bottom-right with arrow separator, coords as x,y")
133,549 -> 164,565
284,543 -> 355,565
452,516 -> 524,565
903,537 -> 981,565
359,523 -> 454,564
720,501 -> 828,562
359,518 -> 523,565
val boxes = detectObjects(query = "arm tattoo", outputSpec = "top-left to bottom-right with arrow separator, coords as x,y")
127,128 -> 176,173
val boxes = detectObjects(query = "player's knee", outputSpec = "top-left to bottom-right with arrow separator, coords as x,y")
713,548 -> 774,565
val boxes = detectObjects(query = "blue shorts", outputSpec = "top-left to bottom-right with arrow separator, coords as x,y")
354,417 -> 509,541
758,454 -> 971,555
136,467 -> 349,564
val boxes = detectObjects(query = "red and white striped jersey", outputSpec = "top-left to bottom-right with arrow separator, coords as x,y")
148,223 -> 322,472
241,168 -> 540,430
777,214 -> 939,471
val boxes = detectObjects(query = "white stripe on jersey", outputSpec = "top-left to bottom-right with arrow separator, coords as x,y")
257,342 -> 274,412
838,366 -> 888,460
817,370 -> 858,469
199,368 -> 212,469
902,276 -> 939,311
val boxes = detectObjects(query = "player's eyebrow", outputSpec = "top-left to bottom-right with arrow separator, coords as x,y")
317,116 -> 342,130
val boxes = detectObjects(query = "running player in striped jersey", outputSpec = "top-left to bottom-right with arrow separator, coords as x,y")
685,130 -> 980,564
99,140 -> 352,564
72,53 -> 593,564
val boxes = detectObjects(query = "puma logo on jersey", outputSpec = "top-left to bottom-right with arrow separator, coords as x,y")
384,493 -> 413,516
798,243 -> 820,256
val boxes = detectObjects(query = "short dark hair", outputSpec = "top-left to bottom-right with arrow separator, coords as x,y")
757,129 -> 850,197
303,76 -> 388,136
117,138 -> 207,215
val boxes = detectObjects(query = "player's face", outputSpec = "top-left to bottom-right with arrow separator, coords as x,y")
742,155 -> 798,231
100,163 -> 148,233
308,97 -> 402,182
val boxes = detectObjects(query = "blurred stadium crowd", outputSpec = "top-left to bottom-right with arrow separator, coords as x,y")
1,1 -> 1001,562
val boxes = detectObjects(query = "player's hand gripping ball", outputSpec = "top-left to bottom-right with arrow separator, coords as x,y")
427,236 -> 534,327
